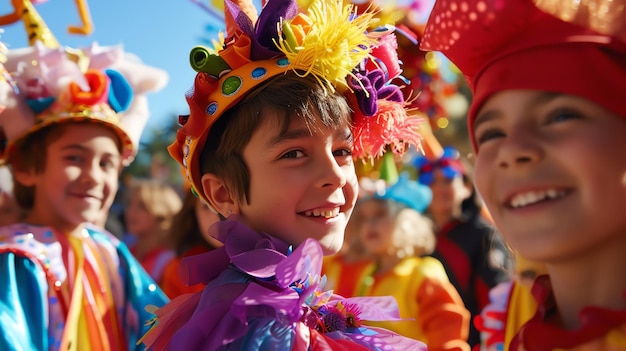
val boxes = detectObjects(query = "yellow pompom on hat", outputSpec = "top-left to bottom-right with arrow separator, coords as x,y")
170,0 -> 424,203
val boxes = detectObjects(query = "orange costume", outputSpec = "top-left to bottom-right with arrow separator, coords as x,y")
324,255 -> 471,351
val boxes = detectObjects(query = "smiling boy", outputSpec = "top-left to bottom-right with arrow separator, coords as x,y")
141,0 -> 427,349
0,43 -> 169,350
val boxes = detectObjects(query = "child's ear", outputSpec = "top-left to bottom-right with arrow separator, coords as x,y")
201,173 -> 238,218
12,167 -> 37,187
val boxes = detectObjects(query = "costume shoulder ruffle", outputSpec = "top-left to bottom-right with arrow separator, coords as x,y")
141,217 -> 426,351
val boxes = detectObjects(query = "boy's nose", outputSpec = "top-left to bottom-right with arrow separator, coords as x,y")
497,129 -> 544,169
80,161 -> 102,186
316,153 -> 348,189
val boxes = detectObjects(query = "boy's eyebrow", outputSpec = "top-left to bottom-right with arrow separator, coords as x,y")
473,109 -> 500,131
60,144 -> 90,152
60,144 -> 121,159
474,92 -> 564,130
266,126 -> 353,148
266,128 -> 314,148
339,128 -> 353,143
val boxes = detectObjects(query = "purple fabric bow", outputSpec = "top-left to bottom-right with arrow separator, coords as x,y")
225,0 -> 299,60
181,215 -> 292,285
349,69 -> 405,116
152,217 -> 426,351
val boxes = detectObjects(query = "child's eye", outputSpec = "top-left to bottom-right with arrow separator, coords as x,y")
546,108 -> 582,124
333,148 -> 352,157
64,155 -> 83,163
280,150 -> 305,159
100,159 -> 117,170
475,128 -> 504,146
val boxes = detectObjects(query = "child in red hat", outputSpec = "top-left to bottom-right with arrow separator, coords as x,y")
422,0 -> 626,349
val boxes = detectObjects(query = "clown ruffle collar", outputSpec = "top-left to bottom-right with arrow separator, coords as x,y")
141,216 -> 426,350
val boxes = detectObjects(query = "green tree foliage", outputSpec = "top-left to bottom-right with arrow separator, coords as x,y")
122,116 -> 184,189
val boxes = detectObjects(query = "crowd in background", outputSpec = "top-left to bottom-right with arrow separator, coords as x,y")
2,0 -> 619,349
0,142 -> 518,348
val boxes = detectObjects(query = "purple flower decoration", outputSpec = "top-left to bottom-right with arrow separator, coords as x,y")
320,306 -> 348,332
349,68 -> 405,117
226,0 -> 298,60
231,238 -> 324,323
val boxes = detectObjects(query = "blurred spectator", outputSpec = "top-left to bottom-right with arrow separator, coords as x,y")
414,146 -> 512,347
160,190 -> 222,298
324,173 -> 470,351
124,178 -> 182,283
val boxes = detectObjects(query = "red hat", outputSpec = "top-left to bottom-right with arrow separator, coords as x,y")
419,0 -> 626,150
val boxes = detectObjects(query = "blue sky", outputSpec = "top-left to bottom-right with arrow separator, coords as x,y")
0,0 -> 226,142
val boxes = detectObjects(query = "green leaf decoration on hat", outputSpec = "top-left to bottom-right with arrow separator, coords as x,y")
379,151 -> 399,185
190,46 -> 232,78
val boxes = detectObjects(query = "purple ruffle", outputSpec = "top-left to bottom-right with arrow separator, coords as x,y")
146,217 -> 426,350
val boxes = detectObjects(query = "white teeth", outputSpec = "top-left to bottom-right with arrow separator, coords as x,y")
304,207 -> 340,218
510,189 -> 566,208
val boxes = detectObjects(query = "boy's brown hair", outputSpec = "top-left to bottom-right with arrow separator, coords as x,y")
199,72 -> 352,206
170,0 -> 421,208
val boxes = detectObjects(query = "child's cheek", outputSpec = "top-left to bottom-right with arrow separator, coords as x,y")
346,173 -> 359,205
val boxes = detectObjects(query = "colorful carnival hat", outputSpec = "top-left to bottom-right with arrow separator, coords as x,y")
0,6 -> 168,166
169,0 -> 423,203
419,0 -> 626,149
413,146 -> 465,185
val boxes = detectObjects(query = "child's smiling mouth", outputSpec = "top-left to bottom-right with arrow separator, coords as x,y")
506,188 -> 569,209
300,207 -> 340,219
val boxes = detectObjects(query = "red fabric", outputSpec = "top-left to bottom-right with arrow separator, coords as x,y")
473,276 -> 491,311
309,328 -> 379,351
419,0 -> 626,151
130,246 -> 174,283
511,275 -> 626,351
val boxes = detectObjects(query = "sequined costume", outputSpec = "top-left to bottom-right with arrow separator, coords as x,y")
0,223 -> 168,351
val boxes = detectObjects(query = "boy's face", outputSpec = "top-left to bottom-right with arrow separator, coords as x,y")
20,124 -> 122,233
237,115 -> 358,255
472,90 -> 626,263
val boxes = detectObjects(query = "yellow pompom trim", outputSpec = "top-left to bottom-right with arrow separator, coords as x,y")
275,0 -> 379,93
